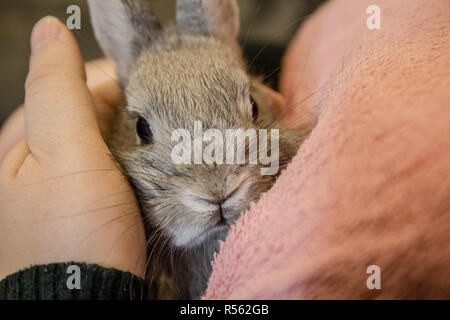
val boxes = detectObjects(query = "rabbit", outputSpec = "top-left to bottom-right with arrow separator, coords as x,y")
87,0 -> 311,299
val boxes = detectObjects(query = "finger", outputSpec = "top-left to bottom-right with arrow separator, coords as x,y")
0,58 -> 120,164
85,59 -> 123,137
86,58 -> 118,88
0,139 -> 32,182
1,58 -> 121,166
24,16 -> 102,159
0,106 -> 25,164
91,79 -> 123,138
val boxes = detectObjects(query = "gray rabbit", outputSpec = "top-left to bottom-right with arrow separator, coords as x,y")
88,0 -> 311,299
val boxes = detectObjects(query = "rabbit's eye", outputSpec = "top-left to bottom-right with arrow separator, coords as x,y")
251,95 -> 259,121
136,116 -> 153,144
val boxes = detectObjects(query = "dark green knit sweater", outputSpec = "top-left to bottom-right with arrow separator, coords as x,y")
0,262 -> 148,300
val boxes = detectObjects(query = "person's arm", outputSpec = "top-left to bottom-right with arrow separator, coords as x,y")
0,263 -> 148,300
0,17 -> 148,299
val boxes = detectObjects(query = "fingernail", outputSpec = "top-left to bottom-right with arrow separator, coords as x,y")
31,16 -> 62,53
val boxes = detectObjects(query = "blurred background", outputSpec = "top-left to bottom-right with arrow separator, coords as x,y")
0,0 -> 326,126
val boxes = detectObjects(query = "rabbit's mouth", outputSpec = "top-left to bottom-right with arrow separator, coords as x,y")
187,181 -> 249,224
169,178 -> 254,248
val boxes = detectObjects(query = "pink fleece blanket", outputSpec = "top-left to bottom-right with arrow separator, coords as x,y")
205,0 -> 450,299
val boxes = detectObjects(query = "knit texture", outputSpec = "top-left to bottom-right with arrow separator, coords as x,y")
205,0 -> 450,299
0,263 -> 148,300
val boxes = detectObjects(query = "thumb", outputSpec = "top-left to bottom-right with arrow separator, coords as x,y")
25,16 -> 103,160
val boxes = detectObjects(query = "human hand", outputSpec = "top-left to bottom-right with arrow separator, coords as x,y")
0,17 -> 146,280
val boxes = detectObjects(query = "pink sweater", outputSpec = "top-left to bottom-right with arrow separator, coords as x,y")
205,0 -> 450,299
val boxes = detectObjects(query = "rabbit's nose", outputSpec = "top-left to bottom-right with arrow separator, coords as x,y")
204,194 -> 239,223
212,186 -> 245,223
188,196 -> 225,219
203,199 -> 226,223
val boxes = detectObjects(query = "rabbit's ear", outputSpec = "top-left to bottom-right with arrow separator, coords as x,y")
88,0 -> 161,84
176,0 -> 240,43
